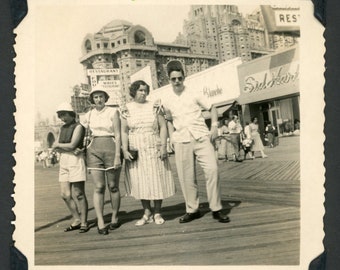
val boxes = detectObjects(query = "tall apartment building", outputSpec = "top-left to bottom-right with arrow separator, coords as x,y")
175,5 -> 298,63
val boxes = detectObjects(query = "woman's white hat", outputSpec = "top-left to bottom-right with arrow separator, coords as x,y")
90,85 -> 110,97
56,102 -> 74,113
89,85 -> 110,103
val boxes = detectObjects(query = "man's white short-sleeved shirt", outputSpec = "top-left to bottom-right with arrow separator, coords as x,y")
162,87 -> 212,143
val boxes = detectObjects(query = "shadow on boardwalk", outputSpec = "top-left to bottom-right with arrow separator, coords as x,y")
34,136 -> 299,265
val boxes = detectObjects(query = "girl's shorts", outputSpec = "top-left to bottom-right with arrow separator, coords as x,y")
59,152 -> 86,183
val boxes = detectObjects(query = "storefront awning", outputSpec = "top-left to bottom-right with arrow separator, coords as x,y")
202,101 -> 235,119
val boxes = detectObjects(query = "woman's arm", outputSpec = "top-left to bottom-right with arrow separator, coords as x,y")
158,113 -> 168,160
166,120 -> 175,151
112,110 -> 122,168
52,125 -> 84,152
121,115 -> 132,161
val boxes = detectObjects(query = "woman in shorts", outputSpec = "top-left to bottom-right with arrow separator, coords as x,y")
83,86 -> 122,235
52,102 -> 89,233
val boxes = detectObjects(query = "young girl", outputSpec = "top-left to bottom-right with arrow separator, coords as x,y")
52,102 -> 89,233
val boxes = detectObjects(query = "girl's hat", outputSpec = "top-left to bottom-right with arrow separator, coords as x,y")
56,102 -> 74,113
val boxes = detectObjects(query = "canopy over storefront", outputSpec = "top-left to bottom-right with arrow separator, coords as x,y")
237,46 -> 299,105
201,99 -> 237,119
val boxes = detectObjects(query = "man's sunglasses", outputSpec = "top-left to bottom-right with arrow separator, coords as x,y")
170,76 -> 183,82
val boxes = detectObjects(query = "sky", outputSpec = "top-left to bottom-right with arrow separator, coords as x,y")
33,4 -> 258,121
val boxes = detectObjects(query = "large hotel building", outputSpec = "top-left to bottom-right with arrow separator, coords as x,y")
75,5 -> 298,111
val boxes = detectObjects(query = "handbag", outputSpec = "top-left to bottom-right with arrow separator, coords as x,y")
128,147 -> 138,161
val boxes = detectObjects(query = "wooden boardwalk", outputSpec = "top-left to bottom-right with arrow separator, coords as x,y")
34,136 -> 300,266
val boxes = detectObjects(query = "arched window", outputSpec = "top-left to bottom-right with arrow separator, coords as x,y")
85,40 -> 92,52
134,31 -> 146,45
231,19 -> 241,26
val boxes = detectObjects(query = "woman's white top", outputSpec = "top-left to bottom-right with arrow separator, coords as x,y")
83,106 -> 118,137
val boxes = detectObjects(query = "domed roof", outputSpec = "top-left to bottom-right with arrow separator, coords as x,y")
99,20 -> 133,33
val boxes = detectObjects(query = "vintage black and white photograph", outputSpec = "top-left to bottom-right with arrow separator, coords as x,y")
14,0 -> 324,268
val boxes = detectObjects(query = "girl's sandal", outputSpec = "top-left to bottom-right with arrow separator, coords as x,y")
79,225 -> 90,233
64,223 -> 81,232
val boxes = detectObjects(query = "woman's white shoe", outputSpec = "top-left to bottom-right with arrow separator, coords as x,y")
135,214 -> 153,226
154,213 -> 165,225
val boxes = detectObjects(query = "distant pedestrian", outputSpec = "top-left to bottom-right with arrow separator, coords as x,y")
216,121 -> 229,161
50,151 -> 58,166
228,115 -> 243,162
241,122 -> 254,160
38,150 -> 48,168
265,121 -> 275,148
52,102 -> 89,233
293,119 -> 300,136
162,61 -> 230,224
121,80 -> 175,226
250,117 -> 268,158
274,126 -> 280,146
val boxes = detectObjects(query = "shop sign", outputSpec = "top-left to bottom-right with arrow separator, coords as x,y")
87,68 -> 122,106
261,5 -> 300,33
243,61 -> 299,93
237,46 -> 299,104
97,80 -> 120,88
274,9 -> 300,27
87,68 -> 120,76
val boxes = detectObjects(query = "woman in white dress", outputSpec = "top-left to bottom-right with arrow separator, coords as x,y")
121,80 -> 175,226
249,117 -> 268,158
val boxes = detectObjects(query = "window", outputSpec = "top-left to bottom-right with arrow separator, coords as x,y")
96,43 -> 100,49
123,39 -> 127,44
134,31 -> 146,44
111,42 -> 115,48
103,43 -> 108,48
85,40 -> 92,52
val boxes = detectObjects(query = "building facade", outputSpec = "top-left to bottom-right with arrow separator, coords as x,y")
175,5 -> 298,63
79,19 -> 218,107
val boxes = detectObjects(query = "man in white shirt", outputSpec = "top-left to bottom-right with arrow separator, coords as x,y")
162,63 -> 230,224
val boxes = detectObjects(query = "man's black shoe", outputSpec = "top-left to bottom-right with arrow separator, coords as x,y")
179,211 -> 202,223
212,211 -> 230,223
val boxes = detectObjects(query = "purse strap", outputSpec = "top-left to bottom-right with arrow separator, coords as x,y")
83,109 -> 92,152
